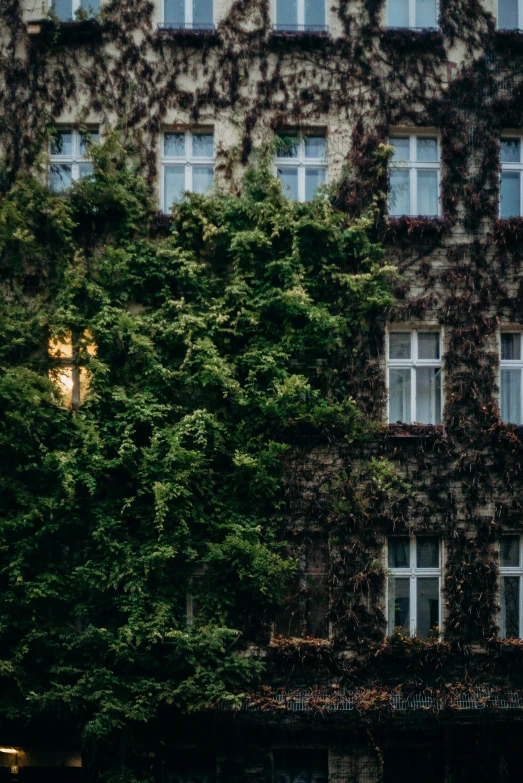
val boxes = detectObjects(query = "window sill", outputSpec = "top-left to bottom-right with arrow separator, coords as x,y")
27,17 -> 102,42
268,26 -> 330,48
157,23 -> 218,41
494,28 -> 523,51
385,423 -> 446,439
492,217 -> 523,248
378,26 -> 445,53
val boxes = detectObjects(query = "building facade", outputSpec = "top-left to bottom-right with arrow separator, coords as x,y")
3,0 -> 523,779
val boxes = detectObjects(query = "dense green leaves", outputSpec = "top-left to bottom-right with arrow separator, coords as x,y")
0,134 -> 395,763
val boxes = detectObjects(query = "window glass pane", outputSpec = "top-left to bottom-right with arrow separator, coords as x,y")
165,0 -> 185,24
164,133 -> 185,157
192,134 -> 213,158
416,0 -> 437,27
501,368 -> 522,423
388,536 -> 410,568
277,0 -> 298,27
416,367 -> 442,424
500,171 -> 521,218
416,577 -> 439,639
418,332 -> 440,360
498,0 -> 518,28
417,537 -> 439,568
305,136 -> 327,159
164,165 -> 186,208
501,535 -> 520,567
80,0 -> 100,14
79,131 -> 99,156
50,131 -> 73,156
192,165 -> 214,194
417,170 -> 439,216
52,0 -> 73,20
387,0 -> 409,26
50,164 -> 72,192
389,332 -> 411,359
305,0 -> 325,27
194,0 -> 213,25
501,333 -> 521,360
501,138 -> 521,163
501,576 -> 520,638
56,366 -> 74,406
305,168 -> 326,201
389,170 -> 410,216
390,137 -> 410,161
277,137 -> 299,159
78,163 -> 94,179
389,368 -> 411,422
388,577 -> 410,632
278,167 -> 299,200
416,137 -> 438,162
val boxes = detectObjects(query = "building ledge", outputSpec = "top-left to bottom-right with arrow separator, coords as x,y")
385,423 -> 446,439
157,22 -> 218,42
268,26 -> 330,49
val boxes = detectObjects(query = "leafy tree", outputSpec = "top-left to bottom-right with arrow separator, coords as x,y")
0,133 -> 395,781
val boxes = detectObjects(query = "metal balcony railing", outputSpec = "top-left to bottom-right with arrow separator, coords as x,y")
158,22 -> 216,32
271,24 -> 329,34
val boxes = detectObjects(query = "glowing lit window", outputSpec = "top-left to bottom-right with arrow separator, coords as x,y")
498,0 -> 523,29
161,131 -> 214,212
276,135 -> 327,202
387,0 -> 438,28
500,138 -> 523,218
500,535 -> 523,639
50,0 -> 100,21
163,0 -> 214,29
49,129 -> 99,193
274,0 -> 327,32
387,329 -> 442,424
387,536 -> 441,639
388,135 -> 440,217
49,331 -> 96,406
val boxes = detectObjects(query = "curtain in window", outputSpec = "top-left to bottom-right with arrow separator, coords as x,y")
417,170 -> 438,216
498,0 -> 518,28
305,168 -> 326,200
192,166 -> 214,194
389,170 -> 410,216
164,166 -> 185,208
501,368 -> 522,423
500,171 -> 521,218
278,168 -> 299,200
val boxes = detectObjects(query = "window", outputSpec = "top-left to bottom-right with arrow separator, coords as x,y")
276,135 -> 327,202
50,0 -> 100,21
162,131 -> 214,212
163,0 -> 214,30
274,0 -> 327,32
49,129 -> 98,193
274,750 -> 328,783
388,135 -> 440,217
49,331 -> 95,406
387,536 -> 441,639
274,535 -> 329,639
500,535 -> 523,638
387,330 -> 442,424
500,332 -> 523,424
500,138 -> 523,218
386,0 -> 438,27
498,0 -> 523,29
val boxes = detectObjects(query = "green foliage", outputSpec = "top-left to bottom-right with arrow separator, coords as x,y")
0,134 -> 395,769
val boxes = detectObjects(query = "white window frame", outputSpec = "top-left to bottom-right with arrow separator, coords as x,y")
49,128 -> 97,190
162,0 -> 214,28
497,0 -> 523,29
500,136 -> 523,218
386,328 -> 443,424
500,534 -> 523,639
386,0 -> 439,28
50,0 -> 99,20
273,0 -> 327,30
388,134 -> 441,217
499,331 -> 523,423
275,135 -> 328,203
387,536 -> 442,638
161,130 -> 214,212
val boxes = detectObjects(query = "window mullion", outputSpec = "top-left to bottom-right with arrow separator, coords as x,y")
411,573 -> 416,636
298,0 -> 305,26
411,167 -> 416,216
410,0 -> 416,27
186,0 -> 192,26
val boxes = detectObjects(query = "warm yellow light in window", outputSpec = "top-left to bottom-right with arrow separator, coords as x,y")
49,332 -> 73,359
0,748 -> 17,754
83,329 -> 97,357
56,367 -> 74,407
